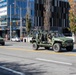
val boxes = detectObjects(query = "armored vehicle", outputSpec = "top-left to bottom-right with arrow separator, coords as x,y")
31,31 -> 74,52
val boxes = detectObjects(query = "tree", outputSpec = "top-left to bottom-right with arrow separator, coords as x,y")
26,13 -> 31,35
68,0 -> 76,34
43,0 -> 52,31
68,0 -> 76,42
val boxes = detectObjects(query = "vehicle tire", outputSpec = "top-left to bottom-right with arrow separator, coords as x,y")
45,47 -> 50,50
2,42 -> 5,46
66,46 -> 73,51
33,43 -> 39,50
53,43 -> 61,52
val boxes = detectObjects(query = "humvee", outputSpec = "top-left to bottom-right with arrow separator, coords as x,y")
31,31 -> 74,52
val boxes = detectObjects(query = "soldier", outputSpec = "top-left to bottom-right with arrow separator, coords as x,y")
47,33 -> 52,43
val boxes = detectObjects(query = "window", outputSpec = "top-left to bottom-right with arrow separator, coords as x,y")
55,0 -> 57,6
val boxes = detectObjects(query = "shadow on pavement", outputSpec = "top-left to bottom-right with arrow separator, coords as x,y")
37,47 -> 76,53
0,62 -> 46,75
72,49 -> 76,52
4,44 -> 13,46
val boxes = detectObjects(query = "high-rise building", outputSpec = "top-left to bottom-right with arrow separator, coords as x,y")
0,0 -> 34,38
0,0 -> 70,38
34,0 -> 70,34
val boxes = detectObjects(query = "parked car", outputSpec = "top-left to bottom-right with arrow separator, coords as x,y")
0,36 -> 5,45
11,37 -> 20,42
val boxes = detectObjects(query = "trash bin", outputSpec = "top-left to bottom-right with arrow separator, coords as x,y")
24,39 -> 26,42
23,38 -> 26,42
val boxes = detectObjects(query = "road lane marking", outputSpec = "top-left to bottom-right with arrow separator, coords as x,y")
0,66 -> 25,75
65,54 -> 76,56
7,48 -> 76,56
0,46 -> 76,57
36,58 -> 72,66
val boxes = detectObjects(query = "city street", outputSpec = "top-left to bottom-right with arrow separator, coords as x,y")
0,41 -> 76,75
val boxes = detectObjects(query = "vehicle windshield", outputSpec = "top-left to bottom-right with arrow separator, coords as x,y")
52,32 -> 64,38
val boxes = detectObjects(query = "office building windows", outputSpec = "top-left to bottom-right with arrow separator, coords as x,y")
34,0 -> 70,31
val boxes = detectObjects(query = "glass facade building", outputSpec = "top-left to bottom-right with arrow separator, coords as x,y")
0,0 -> 70,38
34,0 -> 70,34
0,0 -> 34,38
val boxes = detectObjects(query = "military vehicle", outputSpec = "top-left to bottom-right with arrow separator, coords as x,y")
31,31 -> 74,52
0,37 -> 5,45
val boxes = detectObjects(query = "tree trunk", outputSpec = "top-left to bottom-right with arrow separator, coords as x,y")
44,0 -> 52,31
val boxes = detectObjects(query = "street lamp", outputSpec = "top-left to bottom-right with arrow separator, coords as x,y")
10,3 -> 22,40
13,3 -> 22,39
10,3 -> 14,41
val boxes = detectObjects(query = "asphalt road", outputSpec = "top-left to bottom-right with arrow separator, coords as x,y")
0,41 -> 76,75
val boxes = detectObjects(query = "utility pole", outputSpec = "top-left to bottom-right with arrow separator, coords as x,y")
10,5 -> 12,41
20,7 -> 22,40
13,0 -> 27,41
